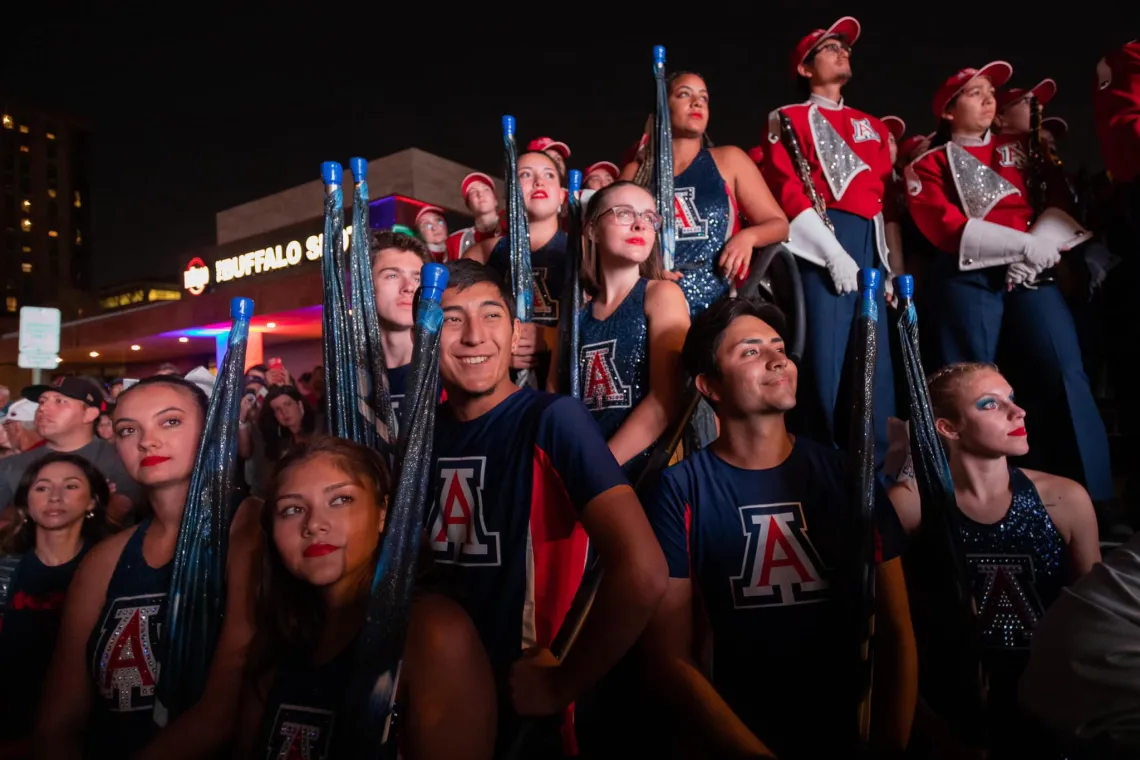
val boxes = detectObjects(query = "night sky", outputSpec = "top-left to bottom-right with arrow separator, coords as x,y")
3,7 -> 1136,289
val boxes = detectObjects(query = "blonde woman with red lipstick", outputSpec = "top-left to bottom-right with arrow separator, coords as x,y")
889,361 -> 1099,756
37,375 -> 262,758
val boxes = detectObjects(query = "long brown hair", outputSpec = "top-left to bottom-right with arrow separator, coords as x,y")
251,436 -> 391,684
580,181 -> 665,297
0,452 -> 112,555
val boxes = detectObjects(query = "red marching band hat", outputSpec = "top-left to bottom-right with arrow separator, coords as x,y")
1041,116 -> 1069,139
461,172 -> 495,197
996,78 -> 1057,112
931,61 -> 1013,118
790,16 -> 861,79
584,161 -> 620,181
527,137 -> 571,159
880,115 -> 906,141
414,204 -> 446,227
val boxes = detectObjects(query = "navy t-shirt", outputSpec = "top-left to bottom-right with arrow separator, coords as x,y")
647,436 -> 905,758
426,387 -> 628,668
487,230 -> 567,327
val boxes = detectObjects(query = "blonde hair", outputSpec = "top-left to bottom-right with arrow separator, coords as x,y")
927,361 -> 1000,420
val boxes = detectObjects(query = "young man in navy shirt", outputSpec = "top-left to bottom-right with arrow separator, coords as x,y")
426,259 -> 668,755
643,297 -> 917,759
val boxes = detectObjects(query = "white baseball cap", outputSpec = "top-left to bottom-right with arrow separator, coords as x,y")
0,399 -> 38,424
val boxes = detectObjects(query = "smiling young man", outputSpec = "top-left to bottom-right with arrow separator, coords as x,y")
641,297 -> 917,759
426,259 -> 668,756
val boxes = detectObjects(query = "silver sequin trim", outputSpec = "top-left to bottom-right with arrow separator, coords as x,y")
807,105 -> 869,202
946,142 -> 1020,220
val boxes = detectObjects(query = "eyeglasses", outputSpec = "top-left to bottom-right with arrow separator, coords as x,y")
815,41 -> 851,57
598,205 -> 663,230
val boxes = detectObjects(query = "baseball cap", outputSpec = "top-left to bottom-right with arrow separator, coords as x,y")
584,161 -> 620,181
880,115 -> 907,141
414,205 -> 446,227
22,376 -> 104,408
461,172 -> 495,197
790,16 -> 861,79
932,61 -> 1013,118
996,78 -> 1057,112
527,137 -> 571,159
0,399 -> 38,423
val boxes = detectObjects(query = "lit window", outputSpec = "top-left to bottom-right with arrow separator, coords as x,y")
73,191 -> 81,208
75,230 -> 82,245
47,189 -> 56,199
21,263 -> 31,273
20,218 -> 31,232
1,115 -> 12,129
47,230 -> 58,238
18,145 -> 28,153
5,297 -> 16,312
20,199 -> 30,212
45,132 -> 55,140
18,125 -> 28,134
21,246 -> 30,253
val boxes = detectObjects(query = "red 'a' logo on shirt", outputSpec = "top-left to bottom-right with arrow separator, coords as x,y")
731,503 -> 830,608
93,593 -> 164,711
673,187 -> 710,241
268,705 -> 335,760
581,339 -> 632,412
850,118 -> 881,143
429,456 -> 502,567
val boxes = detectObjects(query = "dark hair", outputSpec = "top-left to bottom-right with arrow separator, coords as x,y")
927,362 -> 1001,421
665,72 -> 715,149
114,374 -> 209,420
253,436 -> 392,683
444,259 -> 517,321
581,181 -> 665,296
371,229 -> 432,266
0,452 -> 113,555
247,364 -> 269,375
518,150 -> 565,195
155,362 -> 182,377
795,36 -> 850,98
682,296 -> 788,382
258,386 -> 317,461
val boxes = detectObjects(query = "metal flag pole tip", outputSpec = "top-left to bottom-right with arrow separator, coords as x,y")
231,297 -> 254,320
502,115 -> 515,136
349,157 -> 367,181
321,161 -> 343,185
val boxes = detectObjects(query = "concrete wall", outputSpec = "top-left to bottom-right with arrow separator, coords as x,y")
215,149 -> 503,245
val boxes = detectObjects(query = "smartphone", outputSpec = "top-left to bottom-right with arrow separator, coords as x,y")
268,357 -> 284,371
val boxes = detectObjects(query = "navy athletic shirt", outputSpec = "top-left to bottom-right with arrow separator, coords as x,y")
647,436 -> 905,759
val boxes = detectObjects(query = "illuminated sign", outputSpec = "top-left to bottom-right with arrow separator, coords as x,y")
182,227 -> 354,294
184,257 -> 210,295
100,288 -> 182,311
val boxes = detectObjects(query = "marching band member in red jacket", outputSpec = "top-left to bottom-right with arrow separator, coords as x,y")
905,62 -> 1113,503
994,78 -> 1056,136
446,172 -> 505,262
761,15 -> 896,466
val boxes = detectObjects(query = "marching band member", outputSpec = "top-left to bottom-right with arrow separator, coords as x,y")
994,78 -> 1057,136
415,205 -> 450,262
905,62 -> 1113,504
446,172 -> 504,262
621,72 -> 789,317
881,115 -> 906,165
1094,39 -> 1140,189
1040,116 -> 1068,157
762,15 -> 896,465
882,115 -> 908,279
583,161 -> 619,191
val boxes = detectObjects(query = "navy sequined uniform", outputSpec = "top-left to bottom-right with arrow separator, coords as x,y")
579,277 -> 652,481
0,544 -> 89,740
487,230 -> 567,328
959,468 -> 1069,733
86,519 -> 170,755
673,149 -> 739,316
257,643 -> 357,760
646,437 -> 905,759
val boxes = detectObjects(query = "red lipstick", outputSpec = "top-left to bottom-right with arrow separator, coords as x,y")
140,456 -> 171,467
303,543 -> 338,558
531,190 -> 548,199
1008,427 -> 1027,437
625,237 -> 646,245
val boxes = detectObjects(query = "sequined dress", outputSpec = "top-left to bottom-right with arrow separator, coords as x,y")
86,519 -> 170,755
672,149 -> 738,316
579,277 -> 652,482
958,467 -> 1069,743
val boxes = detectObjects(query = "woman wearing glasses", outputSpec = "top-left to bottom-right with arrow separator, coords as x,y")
549,181 -> 690,484
620,73 -> 788,317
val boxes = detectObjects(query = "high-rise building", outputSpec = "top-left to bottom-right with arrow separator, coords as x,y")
0,104 -> 93,333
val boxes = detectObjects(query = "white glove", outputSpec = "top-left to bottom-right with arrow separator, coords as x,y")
1005,261 -> 1039,288
1024,236 -> 1062,271
825,252 -> 861,295
787,209 -> 860,295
